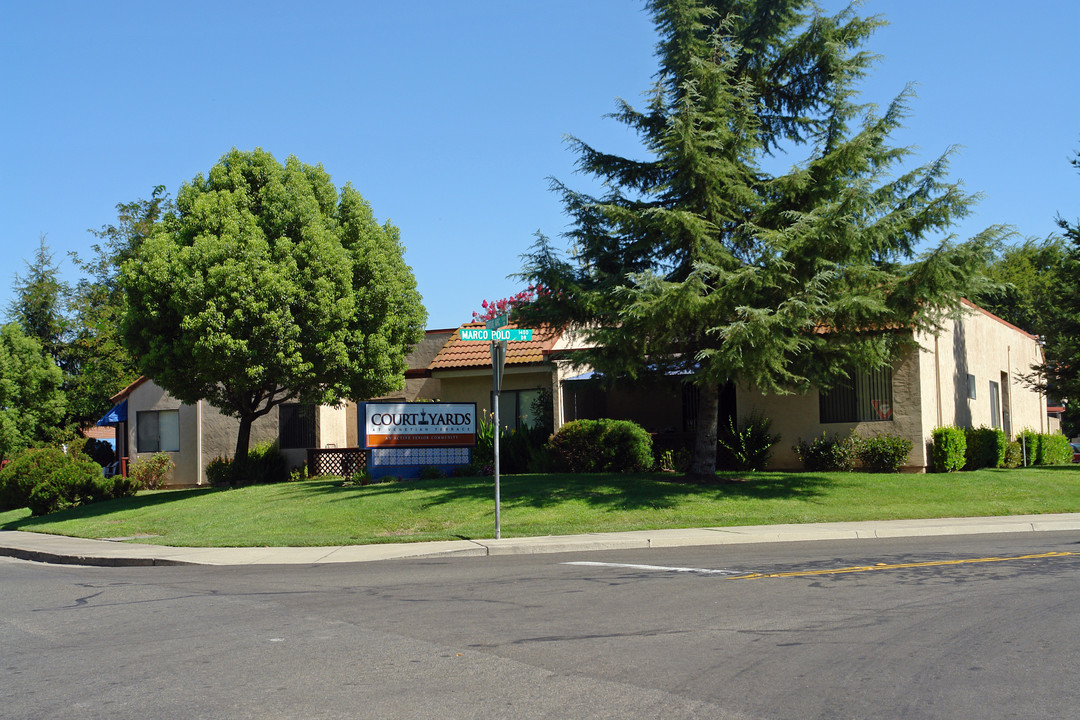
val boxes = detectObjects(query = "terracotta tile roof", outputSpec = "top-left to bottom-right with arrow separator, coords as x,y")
429,322 -> 562,371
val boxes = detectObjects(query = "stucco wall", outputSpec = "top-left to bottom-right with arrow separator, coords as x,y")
739,343 -> 925,470
123,380 -> 187,486
433,367 -> 554,414
123,379 -> 351,486
916,306 -> 1047,439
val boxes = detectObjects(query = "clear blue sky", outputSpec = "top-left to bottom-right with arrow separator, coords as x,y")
2,1 -> 1077,330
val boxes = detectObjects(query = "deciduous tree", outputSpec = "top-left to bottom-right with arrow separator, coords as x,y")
0,323 -> 66,463
1035,150 -> 1080,420
121,148 -> 426,467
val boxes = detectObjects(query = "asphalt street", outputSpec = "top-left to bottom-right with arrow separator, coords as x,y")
3,530 -> 1078,719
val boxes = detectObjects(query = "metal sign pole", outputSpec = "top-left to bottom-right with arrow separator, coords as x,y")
491,339 -> 506,540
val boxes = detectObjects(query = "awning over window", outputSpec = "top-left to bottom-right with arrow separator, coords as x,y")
96,400 -> 127,426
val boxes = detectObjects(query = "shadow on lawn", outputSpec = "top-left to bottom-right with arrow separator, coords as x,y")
302,472 -> 839,512
1,486 -> 216,530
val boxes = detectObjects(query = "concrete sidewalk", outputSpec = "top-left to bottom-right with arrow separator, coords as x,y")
2,513 -> 1079,567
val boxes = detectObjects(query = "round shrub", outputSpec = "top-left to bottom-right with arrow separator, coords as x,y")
3,449 -> 133,516
248,441 -> 289,484
0,448 -> 69,511
26,459 -> 106,515
129,453 -> 175,490
546,419 -> 653,473
206,456 -> 237,487
27,482 -> 64,517
855,433 -> 913,473
794,433 -> 856,472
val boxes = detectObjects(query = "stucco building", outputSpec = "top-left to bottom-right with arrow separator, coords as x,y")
429,301 -> 1050,471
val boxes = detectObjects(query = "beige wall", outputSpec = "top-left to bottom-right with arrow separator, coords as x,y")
123,380 -> 350,486
740,344 -> 925,470
916,307 -> 1047,440
433,366 -> 555,417
741,306 -> 1047,471
544,306 -> 1048,472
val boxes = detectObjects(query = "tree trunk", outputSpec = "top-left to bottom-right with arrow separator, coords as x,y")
690,382 -> 719,477
233,415 -> 253,484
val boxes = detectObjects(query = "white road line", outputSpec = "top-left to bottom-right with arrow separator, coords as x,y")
563,561 -> 743,576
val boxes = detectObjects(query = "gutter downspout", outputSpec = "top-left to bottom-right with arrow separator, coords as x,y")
1007,345 -> 1015,438
196,399 -> 204,485
934,335 -> 943,428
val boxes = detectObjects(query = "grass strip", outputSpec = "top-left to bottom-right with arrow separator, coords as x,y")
1,466 -> 1078,547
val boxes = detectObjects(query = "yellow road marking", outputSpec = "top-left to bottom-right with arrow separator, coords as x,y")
729,551 -> 1078,580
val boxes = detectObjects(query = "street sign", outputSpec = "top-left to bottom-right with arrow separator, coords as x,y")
459,328 -> 534,342
485,314 -> 508,330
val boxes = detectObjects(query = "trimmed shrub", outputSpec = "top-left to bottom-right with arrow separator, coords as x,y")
26,460 -> 118,516
1003,440 -> 1023,469
717,414 -> 780,472
205,441 -> 289,486
418,465 -> 443,480
1017,429 -> 1048,465
930,427 -> 966,472
794,433 -> 856,472
855,433 -> 913,473
0,448 -> 70,511
546,419 -> 653,473
248,441 -> 288,484
206,456 -> 236,487
128,453 -> 175,490
963,427 -> 1007,470
0,447 -> 136,516
1040,433 -> 1072,465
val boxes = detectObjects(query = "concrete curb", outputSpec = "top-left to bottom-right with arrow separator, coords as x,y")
2,513 -> 1079,567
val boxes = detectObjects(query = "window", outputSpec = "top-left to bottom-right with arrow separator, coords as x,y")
819,367 -> 893,423
989,380 -> 1001,430
967,374 -> 977,400
279,403 -> 316,449
137,410 -> 179,452
495,389 -> 544,430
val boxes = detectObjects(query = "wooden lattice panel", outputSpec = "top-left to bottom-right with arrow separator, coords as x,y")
307,448 -> 367,478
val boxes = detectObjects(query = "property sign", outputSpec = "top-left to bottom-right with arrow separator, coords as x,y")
362,402 -> 477,448
459,328 -> 534,342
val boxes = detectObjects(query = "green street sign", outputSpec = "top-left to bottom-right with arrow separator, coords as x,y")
459,328 -> 534,342
485,314 -> 508,330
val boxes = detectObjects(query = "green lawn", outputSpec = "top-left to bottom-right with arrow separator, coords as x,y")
2,466 -> 1079,547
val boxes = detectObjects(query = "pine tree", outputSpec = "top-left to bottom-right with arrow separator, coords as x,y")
8,234 -> 69,365
519,0 -> 998,475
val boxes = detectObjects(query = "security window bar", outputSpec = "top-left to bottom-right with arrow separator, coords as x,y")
279,403 -> 316,449
136,409 -> 179,452
820,367 -> 894,423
